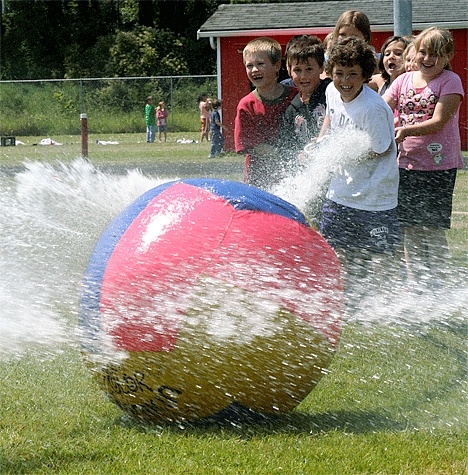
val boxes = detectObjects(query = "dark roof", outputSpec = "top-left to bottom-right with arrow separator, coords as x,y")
198,0 -> 468,38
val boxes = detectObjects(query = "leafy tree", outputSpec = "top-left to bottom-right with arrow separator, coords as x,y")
0,0 -> 222,80
107,27 -> 189,77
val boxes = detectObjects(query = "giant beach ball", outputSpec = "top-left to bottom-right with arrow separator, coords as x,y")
79,178 -> 343,422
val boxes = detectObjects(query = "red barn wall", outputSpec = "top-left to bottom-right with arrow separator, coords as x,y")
220,29 -> 467,152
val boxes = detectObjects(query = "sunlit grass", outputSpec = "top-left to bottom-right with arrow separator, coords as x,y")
1,324 -> 466,474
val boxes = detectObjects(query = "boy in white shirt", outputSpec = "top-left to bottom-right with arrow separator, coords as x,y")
317,36 -> 399,306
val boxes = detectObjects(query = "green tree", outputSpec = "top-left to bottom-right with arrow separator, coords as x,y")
0,0 -> 221,80
107,27 -> 189,77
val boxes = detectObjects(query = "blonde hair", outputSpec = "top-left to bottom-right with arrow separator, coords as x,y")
243,37 -> 282,65
413,27 -> 455,66
403,42 -> 415,62
323,32 -> 334,52
332,10 -> 372,44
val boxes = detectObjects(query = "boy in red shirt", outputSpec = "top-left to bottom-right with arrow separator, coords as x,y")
235,37 -> 296,190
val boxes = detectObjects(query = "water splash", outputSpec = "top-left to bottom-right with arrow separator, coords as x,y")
0,158 -> 169,359
272,128 -> 371,210
272,128 -> 468,328
0,151 -> 465,430
1,144 -> 466,357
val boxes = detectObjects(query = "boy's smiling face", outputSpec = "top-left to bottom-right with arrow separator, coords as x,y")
288,57 -> 323,99
244,51 -> 281,91
331,64 -> 366,102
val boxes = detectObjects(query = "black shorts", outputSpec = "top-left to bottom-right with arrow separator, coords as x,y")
398,168 -> 457,229
319,199 -> 400,254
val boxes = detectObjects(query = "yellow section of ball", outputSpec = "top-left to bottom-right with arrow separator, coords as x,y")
85,277 -> 337,422
93,347 -> 232,422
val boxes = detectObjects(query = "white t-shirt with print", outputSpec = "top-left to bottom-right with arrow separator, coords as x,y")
325,83 -> 399,211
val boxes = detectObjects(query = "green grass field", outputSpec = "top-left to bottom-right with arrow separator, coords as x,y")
1,135 -> 467,475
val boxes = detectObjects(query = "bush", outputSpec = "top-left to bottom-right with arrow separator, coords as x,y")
0,76 -> 216,136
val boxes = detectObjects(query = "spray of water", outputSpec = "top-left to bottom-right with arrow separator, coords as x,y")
0,158 -> 169,359
272,128 -> 468,329
1,141 -> 466,356
0,149 -> 465,428
272,128 -> 371,210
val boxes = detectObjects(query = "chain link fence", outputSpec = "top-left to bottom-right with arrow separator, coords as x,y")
0,75 -> 217,136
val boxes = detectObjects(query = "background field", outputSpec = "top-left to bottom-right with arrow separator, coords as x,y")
0,135 -> 467,475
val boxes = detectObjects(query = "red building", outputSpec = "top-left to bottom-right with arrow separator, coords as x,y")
198,1 -> 468,151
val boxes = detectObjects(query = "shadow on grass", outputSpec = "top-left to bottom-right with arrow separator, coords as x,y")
117,324 -> 467,438
118,404 -> 407,437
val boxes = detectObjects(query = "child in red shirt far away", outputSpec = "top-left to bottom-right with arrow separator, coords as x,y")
234,37 -> 297,190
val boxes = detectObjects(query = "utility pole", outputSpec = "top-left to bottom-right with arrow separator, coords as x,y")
394,0 -> 413,37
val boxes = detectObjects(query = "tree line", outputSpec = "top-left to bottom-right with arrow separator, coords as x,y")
0,0 -> 224,80
0,0 -> 334,81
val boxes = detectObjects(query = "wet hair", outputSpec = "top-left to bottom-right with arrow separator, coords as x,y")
325,36 -> 377,81
285,34 -> 314,54
286,35 -> 325,69
332,10 -> 372,44
243,37 -> 282,65
413,27 -> 455,70
378,36 -> 411,81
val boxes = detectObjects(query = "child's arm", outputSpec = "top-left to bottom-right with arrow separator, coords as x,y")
394,93 -> 461,144
317,115 -> 330,141
368,74 -> 383,93
383,95 -> 397,111
362,106 -> 395,159
297,114 -> 331,161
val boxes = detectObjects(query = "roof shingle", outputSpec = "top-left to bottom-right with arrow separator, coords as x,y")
198,1 -> 468,37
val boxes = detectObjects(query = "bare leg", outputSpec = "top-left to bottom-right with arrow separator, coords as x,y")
337,246 -> 400,317
402,226 -> 450,289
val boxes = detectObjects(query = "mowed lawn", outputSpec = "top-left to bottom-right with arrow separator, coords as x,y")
0,134 -> 467,475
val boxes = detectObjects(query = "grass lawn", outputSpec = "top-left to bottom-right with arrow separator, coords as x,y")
0,135 -> 467,475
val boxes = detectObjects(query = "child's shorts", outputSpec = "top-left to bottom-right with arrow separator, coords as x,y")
158,124 -> 167,132
398,168 -> 457,229
320,199 -> 400,254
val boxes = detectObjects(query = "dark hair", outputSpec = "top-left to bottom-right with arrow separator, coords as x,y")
378,36 -> 410,81
286,35 -> 325,69
325,36 -> 377,81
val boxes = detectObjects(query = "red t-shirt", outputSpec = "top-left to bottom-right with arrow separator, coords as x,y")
235,86 -> 297,185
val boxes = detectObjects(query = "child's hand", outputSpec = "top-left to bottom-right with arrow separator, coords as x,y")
394,126 -> 407,144
303,138 -> 319,155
